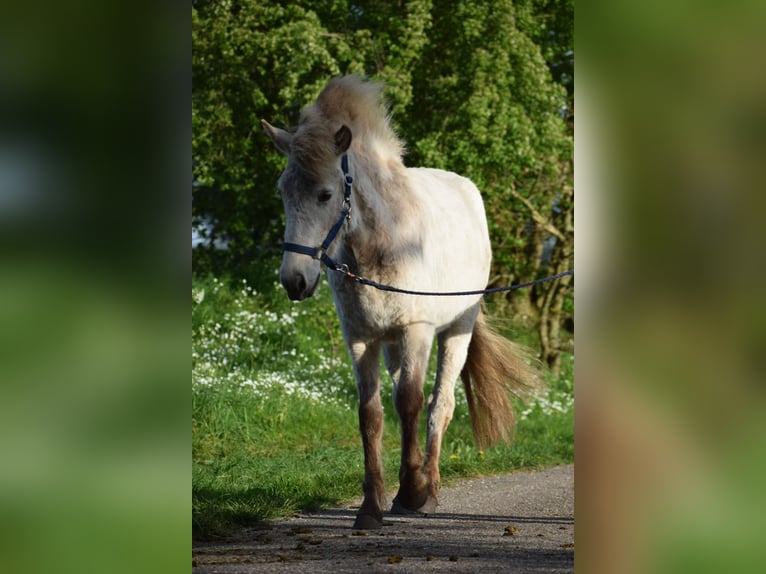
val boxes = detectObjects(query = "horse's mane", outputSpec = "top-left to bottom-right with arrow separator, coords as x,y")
292,76 -> 404,178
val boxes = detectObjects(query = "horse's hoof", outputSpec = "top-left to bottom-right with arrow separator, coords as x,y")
353,513 -> 383,530
390,494 -> 438,515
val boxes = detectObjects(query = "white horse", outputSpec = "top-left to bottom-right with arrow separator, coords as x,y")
262,76 -> 539,530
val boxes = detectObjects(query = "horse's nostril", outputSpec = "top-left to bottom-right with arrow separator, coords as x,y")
282,271 -> 308,300
295,273 -> 307,294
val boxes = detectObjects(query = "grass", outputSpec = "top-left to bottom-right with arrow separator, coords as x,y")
192,264 -> 573,536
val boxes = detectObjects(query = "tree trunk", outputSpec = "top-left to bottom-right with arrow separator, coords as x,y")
509,178 -> 573,379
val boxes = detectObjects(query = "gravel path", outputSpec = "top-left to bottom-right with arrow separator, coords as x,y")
193,464 -> 574,573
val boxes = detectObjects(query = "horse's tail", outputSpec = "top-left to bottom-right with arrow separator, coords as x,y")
460,310 -> 544,449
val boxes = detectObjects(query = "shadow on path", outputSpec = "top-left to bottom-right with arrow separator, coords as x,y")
193,464 -> 574,573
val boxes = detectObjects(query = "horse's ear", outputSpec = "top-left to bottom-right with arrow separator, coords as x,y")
261,119 -> 292,155
334,125 -> 352,155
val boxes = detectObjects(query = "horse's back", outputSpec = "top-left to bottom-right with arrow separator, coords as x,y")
407,167 -> 485,212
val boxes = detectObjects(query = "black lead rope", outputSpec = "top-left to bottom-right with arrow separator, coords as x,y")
284,154 -> 573,296
330,266 -> 573,296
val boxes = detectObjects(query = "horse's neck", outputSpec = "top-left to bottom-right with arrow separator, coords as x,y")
344,154 -> 410,270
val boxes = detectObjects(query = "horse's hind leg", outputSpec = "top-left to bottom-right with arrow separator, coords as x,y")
350,340 -> 386,530
422,305 -> 480,504
389,323 -> 436,514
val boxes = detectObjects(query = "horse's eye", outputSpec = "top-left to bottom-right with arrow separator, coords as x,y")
318,190 -> 332,203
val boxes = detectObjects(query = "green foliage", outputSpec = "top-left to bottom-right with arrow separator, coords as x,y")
192,275 -> 573,534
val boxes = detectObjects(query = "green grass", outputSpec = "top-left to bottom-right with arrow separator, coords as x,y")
192,265 -> 573,536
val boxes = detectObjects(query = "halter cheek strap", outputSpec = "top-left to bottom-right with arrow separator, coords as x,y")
283,154 -> 353,269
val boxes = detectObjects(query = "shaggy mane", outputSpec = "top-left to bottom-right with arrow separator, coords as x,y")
291,76 -> 404,178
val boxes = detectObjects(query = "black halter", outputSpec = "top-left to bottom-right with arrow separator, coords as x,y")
283,154 -> 353,269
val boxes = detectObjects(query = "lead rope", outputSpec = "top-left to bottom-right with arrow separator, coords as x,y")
329,265 -> 573,296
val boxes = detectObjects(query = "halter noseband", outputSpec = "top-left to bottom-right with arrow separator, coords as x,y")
283,154 -> 353,270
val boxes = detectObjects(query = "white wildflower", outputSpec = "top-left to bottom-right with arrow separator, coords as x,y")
192,288 -> 205,305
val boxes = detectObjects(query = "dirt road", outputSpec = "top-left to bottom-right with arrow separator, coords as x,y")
193,464 -> 574,573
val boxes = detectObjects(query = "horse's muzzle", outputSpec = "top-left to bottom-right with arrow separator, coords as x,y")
280,267 -> 321,301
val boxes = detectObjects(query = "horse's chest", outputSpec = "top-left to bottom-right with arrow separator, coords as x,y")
329,280 -> 407,340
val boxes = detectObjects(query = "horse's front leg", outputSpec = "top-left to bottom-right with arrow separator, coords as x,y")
350,340 -> 386,530
390,323 -> 437,514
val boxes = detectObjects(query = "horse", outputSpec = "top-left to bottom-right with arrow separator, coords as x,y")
262,75 -> 541,530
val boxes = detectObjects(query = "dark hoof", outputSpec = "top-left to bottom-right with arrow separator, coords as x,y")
390,494 -> 438,515
353,513 -> 383,530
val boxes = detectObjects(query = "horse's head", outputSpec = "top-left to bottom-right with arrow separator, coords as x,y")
262,117 -> 352,301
